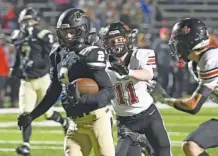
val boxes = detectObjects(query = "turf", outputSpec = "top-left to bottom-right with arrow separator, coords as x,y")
0,107 -> 218,156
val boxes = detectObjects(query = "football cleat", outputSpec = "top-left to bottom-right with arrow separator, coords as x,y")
16,144 -> 30,156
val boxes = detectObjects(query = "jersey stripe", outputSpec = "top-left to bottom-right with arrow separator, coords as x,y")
200,68 -> 218,80
87,62 -> 106,67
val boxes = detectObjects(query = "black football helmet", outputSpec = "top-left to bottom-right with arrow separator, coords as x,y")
56,8 -> 90,51
103,22 -> 131,57
18,7 -> 40,30
169,18 -> 209,62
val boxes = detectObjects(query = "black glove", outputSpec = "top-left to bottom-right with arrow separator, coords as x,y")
17,113 -> 32,130
118,126 -> 148,146
61,80 -> 81,107
62,51 -> 80,69
108,55 -> 129,75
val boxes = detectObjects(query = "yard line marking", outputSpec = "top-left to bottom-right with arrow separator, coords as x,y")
0,102 -> 217,114
0,129 -> 63,134
0,140 -> 63,145
0,129 -> 189,136
0,146 -> 63,152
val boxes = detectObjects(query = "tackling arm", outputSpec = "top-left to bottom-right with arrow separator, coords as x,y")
163,84 -> 212,114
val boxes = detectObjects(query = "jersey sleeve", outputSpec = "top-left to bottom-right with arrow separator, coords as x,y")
38,29 -> 55,54
137,49 -> 156,69
199,58 -> 218,85
84,47 -> 107,69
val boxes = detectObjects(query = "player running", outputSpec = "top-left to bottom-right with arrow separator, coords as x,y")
102,22 -> 171,156
154,18 -> 218,156
17,8 -> 115,156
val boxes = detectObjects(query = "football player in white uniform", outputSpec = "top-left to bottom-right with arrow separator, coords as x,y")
102,22 -> 171,156
155,18 -> 218,156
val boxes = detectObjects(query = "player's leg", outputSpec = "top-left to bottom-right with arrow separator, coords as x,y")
16,80 -> 37,155
64,126 -> 92,156
144,105 -> 171,156
36,74 -> 69,133
183,119 -> 218,156
93,108 -> 115,156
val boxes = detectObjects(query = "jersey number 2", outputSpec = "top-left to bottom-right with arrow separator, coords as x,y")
114,82 -> 139,105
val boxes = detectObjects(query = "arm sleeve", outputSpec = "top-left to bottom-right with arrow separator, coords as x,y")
78,47 -> 115,107
30,49 -> 62,120
138,49 -> 156,69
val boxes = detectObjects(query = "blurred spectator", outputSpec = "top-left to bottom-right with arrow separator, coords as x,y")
0,34 -> 9,108
55,0 -> 72,12
137,32 -> 152,48
0,1 -> 18,29
120,5 -> 131,27
84,5 -> 101,30
152,27 -> 171,92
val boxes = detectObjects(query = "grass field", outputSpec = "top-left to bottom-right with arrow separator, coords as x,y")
0,107 -> 218,156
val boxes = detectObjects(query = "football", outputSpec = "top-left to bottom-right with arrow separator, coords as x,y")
76,78 -> 99,95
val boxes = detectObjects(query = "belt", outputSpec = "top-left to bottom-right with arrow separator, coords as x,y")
70,108 -> 110,120
118,104 -> 155,120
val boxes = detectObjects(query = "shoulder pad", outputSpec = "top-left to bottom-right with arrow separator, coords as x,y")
11,30 -> 20,40
37,29 -> 52,39
79,46 -> 100,56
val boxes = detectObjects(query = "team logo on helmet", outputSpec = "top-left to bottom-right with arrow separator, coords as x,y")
183,26 -> 191,34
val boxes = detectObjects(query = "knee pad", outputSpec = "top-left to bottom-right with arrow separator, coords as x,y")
199,151 -> 209,156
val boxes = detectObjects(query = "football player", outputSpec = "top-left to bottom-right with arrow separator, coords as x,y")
10,7 -> 69,156
102,22 -> 171,156
17,8 -> 115,156
155,18 -> 218,156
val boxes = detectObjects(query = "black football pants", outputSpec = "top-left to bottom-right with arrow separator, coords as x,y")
116,104 -> 171,156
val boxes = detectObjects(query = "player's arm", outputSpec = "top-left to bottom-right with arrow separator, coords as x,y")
77,48 -> 115,107
129,50 -> 156,81
30,50 -> 62,120
163,84 -> 212,114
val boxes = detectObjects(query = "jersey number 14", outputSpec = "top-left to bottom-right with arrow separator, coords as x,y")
115,81 -> 139,105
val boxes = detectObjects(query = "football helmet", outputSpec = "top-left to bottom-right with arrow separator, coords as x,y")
18,7 -> 40,31
103,22 -> 131,57
169,18 -> 209,62
56,8 -> 90,51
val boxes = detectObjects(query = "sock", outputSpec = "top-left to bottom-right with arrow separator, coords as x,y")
47,111 -> 65,125
199,151 -> 209,156
23,142 -> 30,148
22,124 -> 32,143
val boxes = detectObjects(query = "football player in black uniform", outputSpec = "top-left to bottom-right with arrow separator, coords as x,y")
151,18 -> 218,156
17,8 -> 115,156
11,7 -> 69,156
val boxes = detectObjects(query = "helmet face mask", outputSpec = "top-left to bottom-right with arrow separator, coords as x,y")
106,35 -> 128,57
103,22 -> 130,57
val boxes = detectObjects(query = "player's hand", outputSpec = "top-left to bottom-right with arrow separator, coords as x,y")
147,80 -> 170,99
62,51 -> 80,69
17,113 -> 32,131
118,126 -> 148,146
62,80 -> 81,106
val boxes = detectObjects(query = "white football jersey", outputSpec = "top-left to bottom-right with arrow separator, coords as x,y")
107,48 -> 156,116
194,48 -> 218,103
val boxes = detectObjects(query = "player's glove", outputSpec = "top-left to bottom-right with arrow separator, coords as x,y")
118,126 -> 148,146
62,51 -> 80,69
61,80 -> 81,107
108,55 -> 129,75
17,113 -> 32,130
